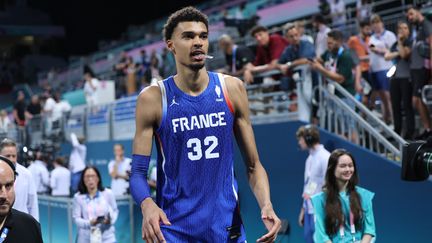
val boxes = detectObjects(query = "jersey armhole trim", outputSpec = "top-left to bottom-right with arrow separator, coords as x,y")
156,80 -> 167,133
217,73 -> 235,114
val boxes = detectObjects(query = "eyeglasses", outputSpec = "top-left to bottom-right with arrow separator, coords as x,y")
84,174 -> 98,179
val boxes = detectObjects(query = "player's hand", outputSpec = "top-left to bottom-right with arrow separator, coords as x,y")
141,198 -> 171,243
257,204 -> 281,243
298,207 -> 304,227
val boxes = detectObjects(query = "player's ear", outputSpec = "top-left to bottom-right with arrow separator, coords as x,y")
166,40 -> 175,54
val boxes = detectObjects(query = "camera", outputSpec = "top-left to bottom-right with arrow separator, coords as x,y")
401,138 -> 432,181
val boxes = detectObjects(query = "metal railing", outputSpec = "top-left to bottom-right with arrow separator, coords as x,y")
318,80 -> 406,161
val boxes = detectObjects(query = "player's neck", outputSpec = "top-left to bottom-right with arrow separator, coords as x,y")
174,67 -> 209,96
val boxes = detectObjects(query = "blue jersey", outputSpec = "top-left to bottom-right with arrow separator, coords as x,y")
155,72 -> 246,242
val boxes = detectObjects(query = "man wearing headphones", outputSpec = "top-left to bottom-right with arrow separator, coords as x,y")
296,125 -> 330,243
0,155 -> 43,242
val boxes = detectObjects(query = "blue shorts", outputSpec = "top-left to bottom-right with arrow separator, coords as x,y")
371,70 -> 390,91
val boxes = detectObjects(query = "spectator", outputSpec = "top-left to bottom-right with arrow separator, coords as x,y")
125,56 -> 137,95
309,30 -> 357,139
51,92 -> 72,129
319,0 -> 331,18
294,20 -> 314,44
243,25 -> 288,83
113,52 -> 128,98
50,157 -> 71,197
108,144 -> 131,197
73,166 -> 118,243
311,30 -> 356,98
140,49 -> 150,70
0,109 -> 11,134
312,15 -> 331,57
369,14 -> 396,125
384,21 -> 415,139
356,0 -> 373,21
296,125 -> 330,243
218,34 -> 254,77
69,133 -> 86,193
144,55 -> 163,86
0,138 -> 39,221
42,92 -> 56,135
27,151 -> 50,194
279,23 -> 316,91
161,47 -> 176,78
406,5 -> 432,139
311,149 -> 376,242
347,20 -> 373,108
13,91 -> 26,127
83,66 -> 100,107
329,0 -> 347,29
26,95 -> 42,119
0,156 -> 43,242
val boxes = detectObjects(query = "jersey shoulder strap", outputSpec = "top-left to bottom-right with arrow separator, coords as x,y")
216,73 -> 234,114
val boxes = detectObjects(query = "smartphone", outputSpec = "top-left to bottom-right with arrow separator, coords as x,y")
96,216 -> 105,223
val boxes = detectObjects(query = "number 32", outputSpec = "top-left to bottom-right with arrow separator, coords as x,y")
186,136 -> 219,161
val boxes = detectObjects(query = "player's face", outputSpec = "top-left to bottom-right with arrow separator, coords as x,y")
297,137 -> 308,150
254,31 -> 270,46
0,162 -> 15,217
334,155 -> 355,183
168,21 -> 209,72
0,146 -> 17,164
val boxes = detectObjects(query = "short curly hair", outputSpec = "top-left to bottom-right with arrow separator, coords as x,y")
163,6 -> 209,41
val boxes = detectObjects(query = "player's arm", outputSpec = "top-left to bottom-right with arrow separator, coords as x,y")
130,86 -> 170,243
225,76 -> 281,242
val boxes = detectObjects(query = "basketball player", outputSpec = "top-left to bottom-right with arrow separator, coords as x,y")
129,6 -> 281,243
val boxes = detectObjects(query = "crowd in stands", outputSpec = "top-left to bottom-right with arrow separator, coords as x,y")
216,2 -> 431,140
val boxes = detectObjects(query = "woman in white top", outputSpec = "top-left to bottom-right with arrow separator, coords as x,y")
73,166 -> 118,243
83,66 -> 100,107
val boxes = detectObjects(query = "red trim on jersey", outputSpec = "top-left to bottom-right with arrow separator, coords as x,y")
222,84 -> 234,114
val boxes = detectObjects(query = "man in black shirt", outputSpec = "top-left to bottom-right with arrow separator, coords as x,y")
407,5 -> 432,139
12,91 -> 26,127
218,34 -> 254,77
0,155 -> 43,243
26,95 -> 42,118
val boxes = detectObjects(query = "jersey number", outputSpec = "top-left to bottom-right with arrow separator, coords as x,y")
186,136 -> 219,161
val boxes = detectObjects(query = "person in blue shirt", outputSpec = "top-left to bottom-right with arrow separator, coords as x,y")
311,149 -> 375,243
278,23 -> 316,91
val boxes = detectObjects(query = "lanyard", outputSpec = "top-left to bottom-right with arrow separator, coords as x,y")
86,191 -> 105,220
332,47 -> 344,71
339,209 -> 356,242
231,45 -> 238,73
357,35 -> 369,52
0,228 -> 9,243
